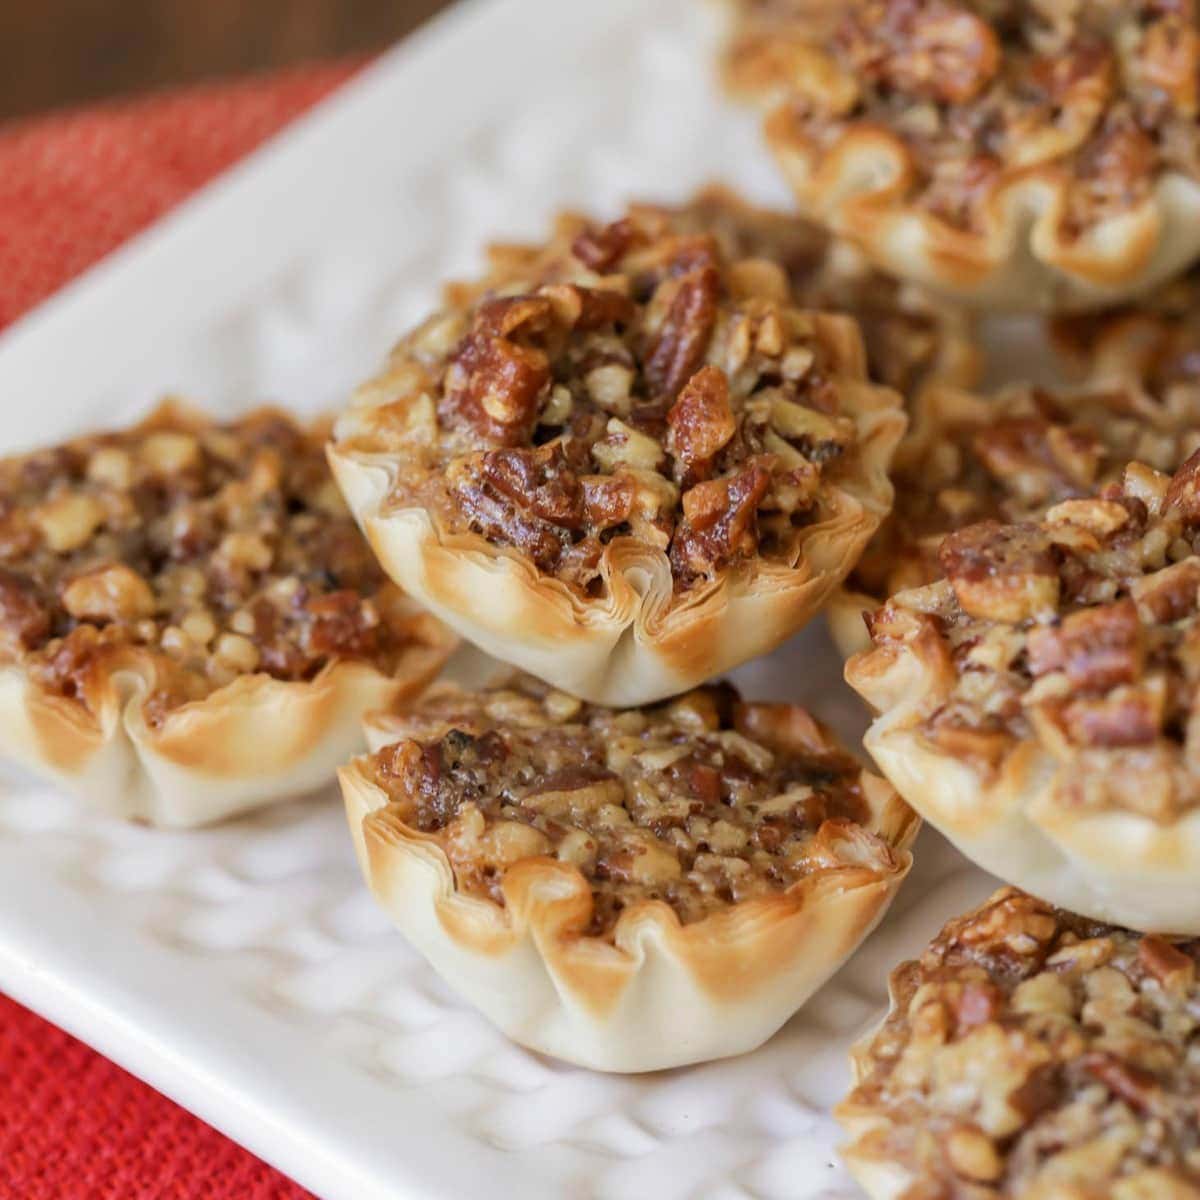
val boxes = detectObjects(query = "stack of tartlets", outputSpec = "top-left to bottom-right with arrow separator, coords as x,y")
13,0 -> 1200,1188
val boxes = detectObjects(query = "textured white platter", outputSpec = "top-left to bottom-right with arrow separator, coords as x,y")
0,2 -> 1002,1196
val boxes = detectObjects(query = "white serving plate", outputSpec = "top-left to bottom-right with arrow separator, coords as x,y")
0,2 -> 1001,1196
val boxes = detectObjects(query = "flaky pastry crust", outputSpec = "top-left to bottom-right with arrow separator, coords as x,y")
848,454 -> 1200,932
340,676 -> 917,1071
839,888 -> 1200,1199
330,197 -> 905,705
725,0 -> 1200,311
0,403 -> 455,826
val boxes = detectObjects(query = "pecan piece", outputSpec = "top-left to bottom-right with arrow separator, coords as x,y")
1131,558 -> 1200,624
1081,1052 -> 1160,1113
571,218 -> 635,273
440,296 -> 554,445
837,0 -> 1001,104
1138,937 -> 1196,989
1051,683 -> 1163,748
644,248 -> 720,401
1164,448 -> 1200,524
0,567 -> 51,655
939,521 -> 1060,623
1026,600 -> 1143,693
666,366 -> 737,486
447,443 -> 584,571
303,590 -> 380,660
670,457 -> 774,584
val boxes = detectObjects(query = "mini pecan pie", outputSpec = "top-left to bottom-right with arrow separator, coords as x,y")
839,888 -> 1200,1199
725,0 -> 1200,310
827,343 -> 1200,656
339,674 -> 916,1071
330,197 -> 906,705
0,402 -> 454,826
847,452 -> 1200,932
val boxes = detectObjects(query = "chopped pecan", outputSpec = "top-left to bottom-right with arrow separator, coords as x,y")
643,253 -> 720,401
1131,558 -> 1200,624
1026,600 -> 1143,693
440,297 -> 554,445
939,521 -> 1060,623
1164,448 -> 1200,523
303,590 -> 380,660
571,218 -> 636,273
1081,1052 -> 1160,1113
581,473 -> 636,532
972,416 -> 1100,502
1138,937 -> 1196,989
670,458 -> 774,583
666,366 -> 737,485
447,444 -> 584,571
837,0 -> 1000,104
0,567 -> 51,654
1051,683 -> 1163,748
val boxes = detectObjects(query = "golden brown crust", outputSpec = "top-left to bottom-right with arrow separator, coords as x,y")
838,888 -> 1200,1199
0,402 -> 456,824
847,455 -> 1200,932
726,0 -> 1200,310
332,195 -> 906,704
340,676 -> 917,1071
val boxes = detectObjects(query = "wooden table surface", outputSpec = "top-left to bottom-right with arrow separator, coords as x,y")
0,0 -> 451,122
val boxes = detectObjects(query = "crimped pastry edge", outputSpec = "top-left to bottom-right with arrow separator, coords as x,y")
338,714 -> 918,1072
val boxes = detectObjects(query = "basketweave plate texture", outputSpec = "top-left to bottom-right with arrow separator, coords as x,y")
0,2 -> 1006,1197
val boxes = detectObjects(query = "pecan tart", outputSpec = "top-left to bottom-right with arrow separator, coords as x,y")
330,198 -> 906,706
847,452 -> 1200,932
339,674 -> 916,1071
0,403 -> 454,826
725,0 -> 1200,311
827,344 -> 1200,656
839,888 -> 1200,1199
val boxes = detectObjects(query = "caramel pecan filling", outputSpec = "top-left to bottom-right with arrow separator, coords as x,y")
0,408 -> 409,725
850,375 -> 1200,602
869,451 -> 1200,817
347,199 -> 890,595
782,0 -> 1200,235
368,676 -> 878,935
843,889 -> 1200,1196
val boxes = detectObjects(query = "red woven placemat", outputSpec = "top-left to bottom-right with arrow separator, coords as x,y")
0,61 -> 363,1200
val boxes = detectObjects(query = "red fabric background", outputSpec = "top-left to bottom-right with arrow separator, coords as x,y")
0,62 -> 363,1199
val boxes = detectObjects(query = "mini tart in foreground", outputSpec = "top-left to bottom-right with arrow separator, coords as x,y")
847,452 -> 1200,933
839,888 -> 1200,1200
726,0 -> 1200,311
0,403 -> 454,826
827,318 -> 1200,656
330,197 -> 906,705
339,675 -> 917,1071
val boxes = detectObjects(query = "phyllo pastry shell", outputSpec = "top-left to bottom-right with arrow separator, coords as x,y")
339,674 -> 917,1072
847,452 -> 1200,932
0,402 -> 455,827
839,888 -> 1200,1199
725,0 -> 1200,311
330,196 -> 906,706
828,331 -> 1200,657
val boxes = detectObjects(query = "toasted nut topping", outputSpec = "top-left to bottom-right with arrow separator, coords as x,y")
62,564 -> 156,623
840,889 -> 1200,1195
368,675 -> 892,937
